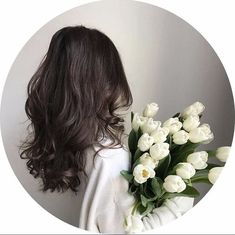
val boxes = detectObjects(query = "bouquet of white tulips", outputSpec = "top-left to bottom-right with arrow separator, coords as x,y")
121,101 -> 231,221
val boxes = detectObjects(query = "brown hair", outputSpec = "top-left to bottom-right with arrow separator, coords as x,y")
19,26 -> 133,193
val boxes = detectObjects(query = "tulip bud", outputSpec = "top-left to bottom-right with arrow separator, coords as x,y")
216,146 -> 230,162
137,133 -> 154,152
176,163 -> 196,179
187,151 -> 208,170
149,142 -> 170,161
133,164 -> 155,184
173,130 -> 189,145
139,152 -> 158,169
150,126 -> 169,143
143,102 -> 159,118
189,124 -> 214,144
141,118 -> 161,134
163,175 -> 186,193
182,101 -> 205,118
131,113 -> 148,132
208,167 -> 223,184
163,117 -> 182,134
183,115 -> 200,132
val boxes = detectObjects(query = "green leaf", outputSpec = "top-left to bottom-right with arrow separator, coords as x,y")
155,153 -> 171,178
143,181 -> 155,198
133,149 -> 143,163
151,177 -> 162,197
128,184 -> 138,195
170,143 -> 179,152
128,129 -> 137,156
170,141 -> 200,167
137,204 -> 147,214
162,185 -> 200,200
137,127 -> 143,139
141,201 -> 155,216
120,170 -> 133,183
140,194 -> 148,207
206,150 -> 216,157
140,184 -> 144,194
179,116 -> 184,123
191,177 -> 211,184
180,185 -> 200,197
191,169 -> 211,184
134,180 -> 140,186
131,111 -> 134,122
172,112 -> 180,118
132,158 -> 140,170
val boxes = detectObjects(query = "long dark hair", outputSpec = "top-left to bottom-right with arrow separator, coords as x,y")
19,26 -> 133,193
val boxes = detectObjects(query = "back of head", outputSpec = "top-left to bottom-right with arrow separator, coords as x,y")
19,26 -> 133,193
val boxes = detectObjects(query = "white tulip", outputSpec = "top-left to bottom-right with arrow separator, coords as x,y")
176,163 -> 196,179
182,101 -> 205,118
143,102 -> 159,118
139,152 -> 159,169
125,213 -> 144,234
163,175 -> 186,193
150,126 -> 169,143
216,146 -> 231,162
208,167 -> 223,184
163,117 -> 183,134
183,115 -> 200,132
141,118 -> 161,134
137,133 -> 154,152
131,113 -> 148,132
189,124 -> 214,144
133,164 -> 155,184
149,142 -> 170,161
187,151 -> 208,170
173,130 -> 189,145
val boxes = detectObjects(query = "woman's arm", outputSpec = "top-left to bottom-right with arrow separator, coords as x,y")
80,147 -> 194,234
141,196 -> 194,231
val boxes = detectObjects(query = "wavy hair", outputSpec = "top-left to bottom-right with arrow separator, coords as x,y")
19,26 -> 133,193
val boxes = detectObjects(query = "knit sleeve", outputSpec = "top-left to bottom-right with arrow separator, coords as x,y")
79,146 -> 194,234
141,196 -> 194,230
79,146 -> 134,234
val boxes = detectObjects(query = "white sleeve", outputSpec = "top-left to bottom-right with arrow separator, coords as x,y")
141,197 -> 194,230
79,148 -> 135,234
80,146 -> 194,234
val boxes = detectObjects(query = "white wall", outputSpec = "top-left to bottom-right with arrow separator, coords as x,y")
0,0 -> 234,228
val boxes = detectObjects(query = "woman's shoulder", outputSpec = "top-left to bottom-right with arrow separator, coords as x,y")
93,137 -> 131,173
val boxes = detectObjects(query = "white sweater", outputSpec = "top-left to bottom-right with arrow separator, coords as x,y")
77,138 -> 194,234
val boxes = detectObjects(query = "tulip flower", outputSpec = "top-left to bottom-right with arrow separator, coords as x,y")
143,102 -> 159,118
133,164 -> 155,184
182,101 -> 205,118
208,167 -> 223,184
149,142 -> 170,161
173,130 -> 189,145
187,151 -> 208,170
176,163 -> 196,179
163,117 -> 182,134
216,146 -> 230,162
137,133 -> 154,152
183,115 -> 200,132
163,175 -> 186,193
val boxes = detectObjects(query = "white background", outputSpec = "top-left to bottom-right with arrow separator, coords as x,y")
0,0 -> 234,234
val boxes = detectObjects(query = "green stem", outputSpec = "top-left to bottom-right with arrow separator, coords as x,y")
188,179 -> 192,186
206,150 -> 216,157
131,201 -> 141,215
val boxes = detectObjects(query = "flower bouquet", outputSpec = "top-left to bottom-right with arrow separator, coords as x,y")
121,102 -> 230,232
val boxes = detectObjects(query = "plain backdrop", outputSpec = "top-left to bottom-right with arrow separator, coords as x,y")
0,0 -> 234,233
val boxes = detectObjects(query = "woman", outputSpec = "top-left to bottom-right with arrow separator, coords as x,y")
19,26 -> 193,234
